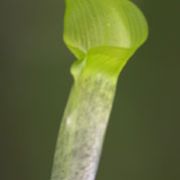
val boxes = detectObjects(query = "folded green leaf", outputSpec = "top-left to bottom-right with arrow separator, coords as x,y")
64,0 -> 148,78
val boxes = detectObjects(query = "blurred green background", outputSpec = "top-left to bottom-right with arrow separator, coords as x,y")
1,0 -> 179,180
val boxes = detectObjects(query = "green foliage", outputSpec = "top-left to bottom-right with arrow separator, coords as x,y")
64,0 -> 148,80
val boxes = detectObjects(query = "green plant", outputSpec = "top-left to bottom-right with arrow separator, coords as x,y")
51,0 -> 148,180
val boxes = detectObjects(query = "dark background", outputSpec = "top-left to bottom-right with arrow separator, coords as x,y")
1,0 -> 180,180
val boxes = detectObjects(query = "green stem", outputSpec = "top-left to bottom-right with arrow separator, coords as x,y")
50,0 -> 148,179
51,62 -> 118,180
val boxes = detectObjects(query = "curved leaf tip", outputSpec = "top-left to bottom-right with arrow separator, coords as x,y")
64,0 -> 148,79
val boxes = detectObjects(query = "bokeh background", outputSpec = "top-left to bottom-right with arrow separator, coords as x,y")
1,0 -> 179,180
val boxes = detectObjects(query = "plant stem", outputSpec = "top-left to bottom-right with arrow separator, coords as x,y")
50,0 -> 148,178
51,68 -> 118,180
